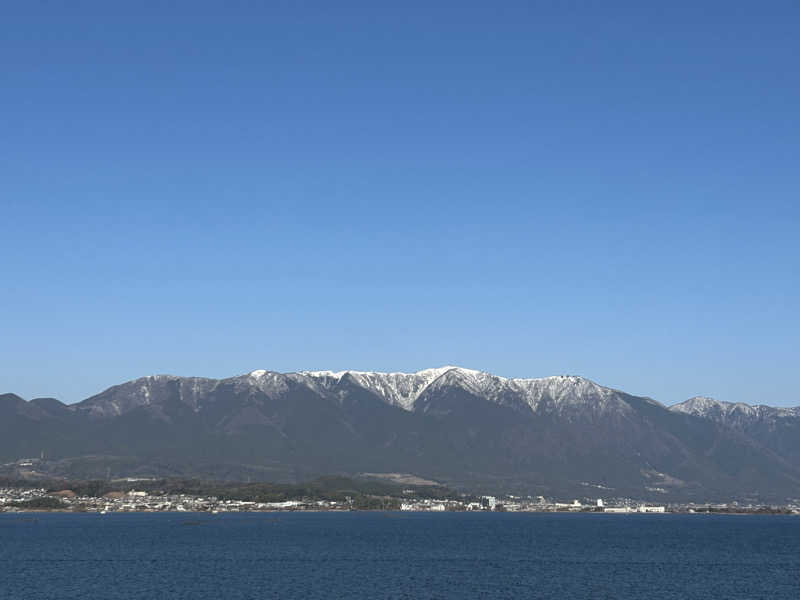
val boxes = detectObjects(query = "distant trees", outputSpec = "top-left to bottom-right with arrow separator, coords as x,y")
4,475 -> 455,508
9,496 -> 66,509
53,480 -> 111,498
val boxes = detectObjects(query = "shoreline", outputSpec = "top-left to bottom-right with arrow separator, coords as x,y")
2,509 -> 797,516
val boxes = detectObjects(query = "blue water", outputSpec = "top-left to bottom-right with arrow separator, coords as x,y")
1,512 -> 798,599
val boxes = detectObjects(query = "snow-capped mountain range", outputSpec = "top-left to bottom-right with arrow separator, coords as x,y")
261,366 -> 797,419
280,366 -> 632,413
2,366 -> 799,501
670,395 -> 800,421
72,366 -> 644,420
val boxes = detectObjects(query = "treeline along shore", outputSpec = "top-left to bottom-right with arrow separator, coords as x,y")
1,476 -> 798,515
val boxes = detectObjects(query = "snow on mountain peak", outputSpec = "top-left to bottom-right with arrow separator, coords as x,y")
296,366 -> 466,409
672,396 -> 720,411
670,396 -> 799,421
671,396 -> 754,416
290,367 -> 622,413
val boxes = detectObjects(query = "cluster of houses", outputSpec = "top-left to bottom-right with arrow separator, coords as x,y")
0,487 -> 349,513
0,487 -> 667,513
399,495 -> 667,513
4,486 -> 797,514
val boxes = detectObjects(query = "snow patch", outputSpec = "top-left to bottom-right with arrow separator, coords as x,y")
294,366 -> 626,414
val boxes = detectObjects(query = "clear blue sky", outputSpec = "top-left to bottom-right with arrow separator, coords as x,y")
2,2 -> 798,406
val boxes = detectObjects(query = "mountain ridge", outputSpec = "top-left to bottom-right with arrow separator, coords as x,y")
12,366 -> 796,412
3,367 -> 800,501
73,366 -> 666,416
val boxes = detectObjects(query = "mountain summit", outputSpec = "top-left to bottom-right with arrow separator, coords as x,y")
3,367 -> 799,501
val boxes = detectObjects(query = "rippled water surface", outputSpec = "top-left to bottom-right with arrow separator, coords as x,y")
1,512 -> 799,599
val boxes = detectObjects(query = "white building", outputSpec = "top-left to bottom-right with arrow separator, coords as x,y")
638,505 -> 666,513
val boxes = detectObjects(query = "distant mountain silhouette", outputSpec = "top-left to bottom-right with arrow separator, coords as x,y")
3,367 -> 800,501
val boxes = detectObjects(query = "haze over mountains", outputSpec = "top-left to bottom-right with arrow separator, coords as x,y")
3,366 -> 799,501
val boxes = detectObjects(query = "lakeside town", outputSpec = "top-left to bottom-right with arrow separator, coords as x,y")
2,485 -> 799,515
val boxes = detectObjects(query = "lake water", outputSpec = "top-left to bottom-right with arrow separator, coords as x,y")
1,512 -> 798,599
